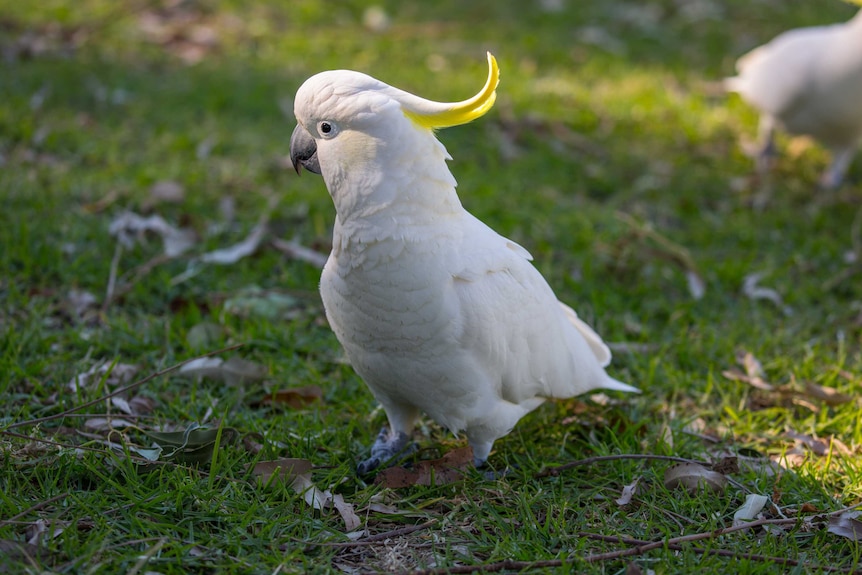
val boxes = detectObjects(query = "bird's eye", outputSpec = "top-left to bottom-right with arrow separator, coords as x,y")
317,121 -> 338,138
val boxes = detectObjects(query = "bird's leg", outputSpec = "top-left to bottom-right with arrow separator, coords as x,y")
820,147 -> 856,190
470,440 -> 493,468
754,115 -> 777,177
356,426 -> 415,475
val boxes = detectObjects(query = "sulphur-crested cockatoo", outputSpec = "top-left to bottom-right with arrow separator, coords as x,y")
725,8 -> 862,189
290,53 -> 637,474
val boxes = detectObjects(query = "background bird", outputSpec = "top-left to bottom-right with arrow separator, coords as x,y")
725,8 -> 862,189
290,53 -> 637,474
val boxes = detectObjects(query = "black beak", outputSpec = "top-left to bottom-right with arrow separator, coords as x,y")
289,124 -> 321,175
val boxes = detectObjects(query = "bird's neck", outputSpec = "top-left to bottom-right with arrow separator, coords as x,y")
327,128 -> 464,234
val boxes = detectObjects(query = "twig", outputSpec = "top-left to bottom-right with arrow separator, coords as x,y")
270,237 -> 328,269
3,345 -> 242,431
0,493 -> 69,528
536,454 -> 709,478
102,241 -> 123,314
577,532 -> 857,573
537,452 -> 751,494
300,519 -> 438,548
125,537 -> 166,575
407,513 -> 862,575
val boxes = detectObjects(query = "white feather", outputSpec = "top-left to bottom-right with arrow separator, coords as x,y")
726,9 -> 862,188
293,63 -> 637,464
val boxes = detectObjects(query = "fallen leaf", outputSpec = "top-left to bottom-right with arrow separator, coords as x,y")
803,382 -> 852,406
178,356 -> 267,386
742,273 -> 792,316
186,322 -> 224,351
147,180 -> 185,205
251,458 -> 313,487
84,417 -> 135,431
109,211 -> 196,258
223,288 -> 300,320
722,369 -> 774,391
663,462 -> 727,494
332,493 -> 362,532
686,270 -> 706,300
65,289 -> 98,319
732,493 -> 769,530
68,361 -> 138,393
785,431 -> 829,456
375,446 -> 473,488
615,477 -> 641,506
199,222 -> 267,265
828,511 -> 862,541
257,386 -> 323,409
145,423 -> 238,464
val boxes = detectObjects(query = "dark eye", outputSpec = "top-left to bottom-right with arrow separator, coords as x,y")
316,120 -> 339,139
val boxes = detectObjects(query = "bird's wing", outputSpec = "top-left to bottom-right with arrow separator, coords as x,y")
448,213 -> 619,403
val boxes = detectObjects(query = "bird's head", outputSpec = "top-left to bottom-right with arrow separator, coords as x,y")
289,53 -> 500,180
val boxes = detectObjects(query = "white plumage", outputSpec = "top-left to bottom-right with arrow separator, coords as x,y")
725,9 -> 862,189
290,54 -> 636,473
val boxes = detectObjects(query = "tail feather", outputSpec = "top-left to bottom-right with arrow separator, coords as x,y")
601,376 -> 640,394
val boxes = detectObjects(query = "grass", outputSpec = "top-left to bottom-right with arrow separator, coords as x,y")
2,0 -> 862,573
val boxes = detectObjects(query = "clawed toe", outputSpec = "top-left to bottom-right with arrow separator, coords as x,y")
356,427 -> 414,475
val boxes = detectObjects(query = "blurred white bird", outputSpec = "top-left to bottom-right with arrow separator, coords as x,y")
290,53 -> 637,474
725,9 -> 862,189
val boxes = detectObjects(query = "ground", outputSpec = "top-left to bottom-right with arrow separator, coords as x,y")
1,0 -> 861,573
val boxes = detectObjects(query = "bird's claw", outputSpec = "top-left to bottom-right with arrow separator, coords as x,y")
357,426 -> 414,475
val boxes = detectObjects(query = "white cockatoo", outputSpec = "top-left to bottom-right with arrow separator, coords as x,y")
725,8 -> 862,189
290,53 -> 637,474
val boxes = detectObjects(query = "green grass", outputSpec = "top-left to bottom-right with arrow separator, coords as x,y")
2,0 -> 862,573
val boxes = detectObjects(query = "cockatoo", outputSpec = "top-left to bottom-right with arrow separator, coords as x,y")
290,53 -> 637,474
725,9 -> 862,189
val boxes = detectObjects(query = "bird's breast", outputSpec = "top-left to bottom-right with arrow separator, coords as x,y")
320,236 -> 459,356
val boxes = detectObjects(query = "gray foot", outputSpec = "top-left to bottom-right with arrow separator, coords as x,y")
357,426 -> 414,475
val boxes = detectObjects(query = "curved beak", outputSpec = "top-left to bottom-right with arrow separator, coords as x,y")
289,124 -> 321,175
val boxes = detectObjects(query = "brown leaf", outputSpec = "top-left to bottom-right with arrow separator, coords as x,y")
803,382 -> 853,406
251,458 -> 312,485
785,431 -> 829,456
722,369 -> 774,391
664,462 -> 727,494
258,386 -> 323,409
828,511 -> 862,541
332,493 -> 361,532
375,446 -> 473,488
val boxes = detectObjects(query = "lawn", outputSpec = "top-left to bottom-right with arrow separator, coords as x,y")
2,0 -> 862,573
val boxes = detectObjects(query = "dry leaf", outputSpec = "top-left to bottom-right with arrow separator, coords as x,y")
803,382 -> 852,406
84,417 -> 135,431
251,458 -> 313,487
178,356 -> 267,386
271,237 -> 329,269
186,321 -> 224,351
742,273 -> 792,316
732,494 -> 769,530
663,462 -> 727,494
68,361 -> 138,392
828,511 -> 862,541
615,477 -> 641,506
222,288 -> 300,320
109,211 -> 196,257
258,386 -> 323,409
200,222 -> 267,265
375,446 -> 473,488
332,493 -> 362,532
148,180 -> 185,205
785,431 -> 829,456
